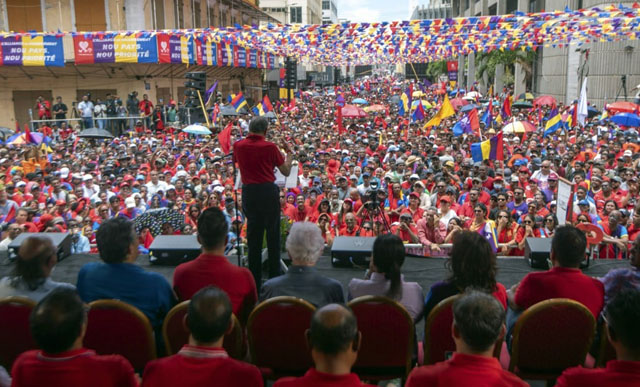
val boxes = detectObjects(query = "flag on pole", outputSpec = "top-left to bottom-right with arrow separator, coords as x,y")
470,132 -> 504,162
218,121 -> 233,154
501,93 -> 512,120
424,95 -> 455,128
411,101 -> 426,122
577,77 -> 588,126
398,87 -> 410,116
228,93 -> 248,112
204,81 -> 218,105
543,108 -> 565,137
481,99 -> 493,127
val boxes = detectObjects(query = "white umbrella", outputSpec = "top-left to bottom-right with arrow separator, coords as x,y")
463,91 -> 482,100
182,124 -> 211,135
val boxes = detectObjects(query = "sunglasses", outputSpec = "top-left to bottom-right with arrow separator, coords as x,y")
498,198 -> 506,201
545,218 -> 554,222
524,220 -> 533,224
474,209 -> 484,213
498,215 -> 508,219
362,227 -> 371,230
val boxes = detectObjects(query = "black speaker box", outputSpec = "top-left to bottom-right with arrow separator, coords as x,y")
8,232 -> 71,262
331,236 -> 375,268
525,237 -> 551,269
149,235 -> 201,265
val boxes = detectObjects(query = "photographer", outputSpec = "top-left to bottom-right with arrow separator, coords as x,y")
393,213 -> 419,243
68,219 -> 90,254
126,91 -> 140,130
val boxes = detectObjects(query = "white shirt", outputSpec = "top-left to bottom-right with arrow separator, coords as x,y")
0,236 -> 13,252
77,101 -> 94,118
146,181 -> 168,197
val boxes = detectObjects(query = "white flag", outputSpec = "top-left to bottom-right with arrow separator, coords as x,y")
577,77 -> 588,127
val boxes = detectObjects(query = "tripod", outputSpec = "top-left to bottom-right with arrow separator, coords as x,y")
366,202 -> 392,235
615,75 -> 628,101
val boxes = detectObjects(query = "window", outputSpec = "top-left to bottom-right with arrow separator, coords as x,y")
193,0 -> 202,28
152,0 -> 165,29
174,0 -> 185,29
488,4 -> 497,15
290,6 -> 302,23
75,0 -> 107,31
322,1 -> 330,10
7,0 -> 42,31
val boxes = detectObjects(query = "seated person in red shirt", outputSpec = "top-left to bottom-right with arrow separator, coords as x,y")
274,304 -> 375,387
556,289 -> 640,387
142,286 -> 263,387
507,225 -> 605,342
338,212 -> 360,236
11,288 -> 137,387
173,207 -> 257,325
407,291 -> 526,387
392,212 -> 419,243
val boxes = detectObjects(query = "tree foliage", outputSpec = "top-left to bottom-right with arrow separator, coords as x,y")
476,49 -> 537,87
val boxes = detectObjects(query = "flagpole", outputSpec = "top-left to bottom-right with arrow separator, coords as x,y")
196,90 -> 212,127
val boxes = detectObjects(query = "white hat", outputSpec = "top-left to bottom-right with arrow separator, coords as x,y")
60,167 -> 70,179
175,170 -> 188,178
83,174 -> 93,181
623,149 -> 633,157
125,197 -> 136,209
16,181 -> 26,187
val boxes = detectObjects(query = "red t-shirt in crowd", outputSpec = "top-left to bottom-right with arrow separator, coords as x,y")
556,360 -> 640,387
11,348 -> 137,387
142,345 -> 263,387
274,368 -> 376,387
173,253 -> 257,324
514,266 -> 604,318
406,353 -> 526,387
234,134 -> 285,185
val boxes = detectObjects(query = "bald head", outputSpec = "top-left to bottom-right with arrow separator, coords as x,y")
308,304 -> 359,355
187,286 -> 232,344
15,236 -> 57,287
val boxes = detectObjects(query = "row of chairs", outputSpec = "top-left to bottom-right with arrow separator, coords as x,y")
0,294 -> 616,383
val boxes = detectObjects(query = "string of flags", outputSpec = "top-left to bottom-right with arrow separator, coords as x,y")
0,5 -> 638,66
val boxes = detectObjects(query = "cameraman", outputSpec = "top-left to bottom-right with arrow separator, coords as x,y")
68,219 -> 90,254
393,213 -> 419,243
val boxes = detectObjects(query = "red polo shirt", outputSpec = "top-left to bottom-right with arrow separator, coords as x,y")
274,368 -> 376,387
142,345 -> 262,387
11,348 -> 137,387
173,253 -> 257,324
514,266 -> 604,318
233,134 -> 285,185
406,353 -> 526,387
556,360 -> 640,387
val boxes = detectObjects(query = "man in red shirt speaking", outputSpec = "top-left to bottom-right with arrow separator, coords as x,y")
234,116 -> 294,289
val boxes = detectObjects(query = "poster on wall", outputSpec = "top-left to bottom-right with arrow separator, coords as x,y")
0,35 -> 64,66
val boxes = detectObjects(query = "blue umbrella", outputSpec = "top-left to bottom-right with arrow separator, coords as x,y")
182,124 -> 212,135
610,113 -> 640,127
460,104 -> 480,113
352,98 -> 368,105
448,89 -> 465,97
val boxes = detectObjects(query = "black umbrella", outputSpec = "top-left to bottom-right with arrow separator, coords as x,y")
220,105 -> 248,116
588,106 -> 601,118
512,100 -> 533,109
134,208 -> 185,237
77,127 -> 115,139
0,127 -> 15,140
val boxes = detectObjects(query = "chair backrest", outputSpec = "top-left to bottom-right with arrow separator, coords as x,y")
596,323 -> 616,368
423,295 -> 458,365
0,297 -> 37,369
84,299 -> 156,371
247,296 -> 315,378
348,296 -> 415,379
163,300 -> 244,359
510,298 -> 596,376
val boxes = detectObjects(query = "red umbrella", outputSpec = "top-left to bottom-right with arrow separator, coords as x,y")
449,98 -> 469,110
605,101 -> 640,115
341,104 -> 368,118
533,95 -> 557,109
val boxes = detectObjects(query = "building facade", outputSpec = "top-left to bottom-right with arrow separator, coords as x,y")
451,0 -> 640,107
411,0 -> 452,20
261,0 -> 322,24
0,0 -> 274,128
322,0 -> 338,24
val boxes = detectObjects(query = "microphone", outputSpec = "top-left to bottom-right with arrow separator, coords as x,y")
209,152 -> 233,163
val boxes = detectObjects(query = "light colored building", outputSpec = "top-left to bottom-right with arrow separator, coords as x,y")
411,0 -> 451,20
322,0 -> 338,24
451,0 -> 640,107
0,0 -> 274,128
261,0 -> 323,24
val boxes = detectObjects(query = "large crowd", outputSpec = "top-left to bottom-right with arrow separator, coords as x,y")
1,75 -> 640,386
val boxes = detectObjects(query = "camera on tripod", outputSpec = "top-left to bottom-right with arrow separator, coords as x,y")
366,181 -> 380,209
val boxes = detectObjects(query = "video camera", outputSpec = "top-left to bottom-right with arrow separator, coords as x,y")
366,180 -> 380,210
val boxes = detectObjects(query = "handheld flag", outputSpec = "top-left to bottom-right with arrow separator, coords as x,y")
501,94 -> 512,119
398,88 -> 410,116
543,108 -> 565,137
577,77 -> 588,126
470,132 -> 504,162
228,93 -> 248,112
218,121 -> 233,154
411,101 -> 426,122
481,99 -> 493,128
424,95 -> 455,128
204,81 -> 218,106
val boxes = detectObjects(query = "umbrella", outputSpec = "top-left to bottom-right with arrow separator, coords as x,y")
8,132 -> 43,145
352,98 -> 368,105
460,104 -> 480,113
533,95 -> 557,109
390,95 -> 401,104
463,91 -> 482,100
517,92 -> 535,101
263,111 -> 277,118
606,101 -> 640,115
412,91 -> 425,98
341,104 -> 368,118
77,128 -> 114,139
364,104 -> 387,113
0,127 -> 14,140
512,100 -> 533,109
449,98 -> 469,110
587,106 -> 601,118
411,100 -> 433,110
220,105 -> 241,116
448,89 -> 466,97
134,208 -> 185,237
182,124 -> 212,135
503,120 -> 537,134
610,113 -> 640,127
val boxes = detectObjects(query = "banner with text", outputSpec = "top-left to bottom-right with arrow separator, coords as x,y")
0,35 -> 64,66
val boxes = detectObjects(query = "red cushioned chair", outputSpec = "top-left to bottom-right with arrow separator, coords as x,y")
162,300 -> 244,359
83,299 -> 156,371
247,296 -> 315,379
424,294 -> 502,365
348,296 -> 415,382
509,298 -> 596,381
0,297 -> 37,369
596,323 -> 616,368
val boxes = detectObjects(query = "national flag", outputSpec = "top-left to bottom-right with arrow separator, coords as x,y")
481,99 -> 493,128
1,205 -> 16,224
470,132 -> 504,162
599,110 -> 608,121
261,95 -> 274,113
571,104 -> 577,128
577,77 -> 588,126
411,101 -> 426,122
228,92 -> 248,112
218,121 -> 233,154
252,104 -> 265,116
468,108 -> 480,131
501,93 -> 512,119
479,222 -> 499,253
335,92 -> 345,107
204,81 -> 218,105
543,108 -> 565,137
398,87 -> 410,116
452,115 -> 472,137
424,94 -> 455,128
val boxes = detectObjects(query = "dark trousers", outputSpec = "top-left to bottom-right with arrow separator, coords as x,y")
242,183 -> 281,290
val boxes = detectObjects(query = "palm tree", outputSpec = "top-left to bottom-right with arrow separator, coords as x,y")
476,50 -> 537,89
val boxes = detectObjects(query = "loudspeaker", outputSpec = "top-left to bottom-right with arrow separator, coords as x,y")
149,235 -> 201,265
331,236 -> 375,268
525,237 -> 551,269
8,232 -> 71,262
